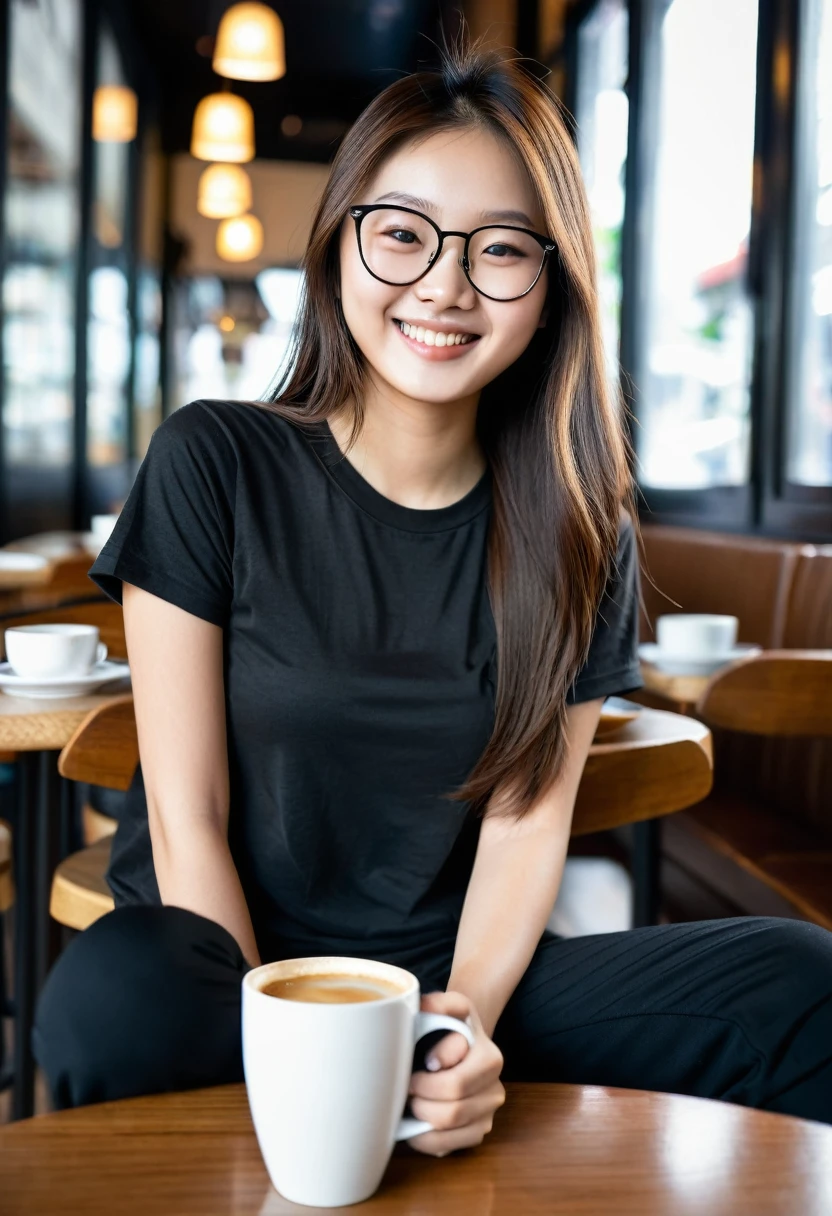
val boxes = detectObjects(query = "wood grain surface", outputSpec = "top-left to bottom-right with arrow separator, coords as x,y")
2,1082 -> 829,1215
0,680 -> 131,752
696,651 -> 832,736
573,706 -> 712,835
639,661 -> 710,710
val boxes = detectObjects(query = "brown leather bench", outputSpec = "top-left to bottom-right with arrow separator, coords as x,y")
638,527 -> 832,927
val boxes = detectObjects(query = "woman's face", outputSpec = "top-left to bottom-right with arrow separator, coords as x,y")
338,125 -> 551,409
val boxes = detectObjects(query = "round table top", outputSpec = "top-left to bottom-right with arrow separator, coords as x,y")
2,1082 -> 829,1215
0,679 -> 132,751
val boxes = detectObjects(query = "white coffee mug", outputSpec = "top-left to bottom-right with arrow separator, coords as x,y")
4,624 -> 108,680
656,613 -> 738,659
242,956 -> 476,1208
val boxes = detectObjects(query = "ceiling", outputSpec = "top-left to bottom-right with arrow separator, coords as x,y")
124,0 -> 461,162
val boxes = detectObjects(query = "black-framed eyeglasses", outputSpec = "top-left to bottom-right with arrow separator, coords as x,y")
348,204 -> 557,302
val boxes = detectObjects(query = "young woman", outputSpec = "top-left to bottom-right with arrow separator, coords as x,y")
35,43 -> 832,1144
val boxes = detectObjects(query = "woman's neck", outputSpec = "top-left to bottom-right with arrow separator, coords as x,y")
327,384 -> 487,511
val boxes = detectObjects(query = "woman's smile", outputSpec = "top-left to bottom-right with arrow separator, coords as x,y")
393,317 -> 482,361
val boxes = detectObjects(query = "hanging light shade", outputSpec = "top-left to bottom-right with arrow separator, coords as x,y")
92,85 -> 138,142
213,2 -> 285,81
191,93 -> 255,162
197,163 -> 252,218
216,213 -> 264,262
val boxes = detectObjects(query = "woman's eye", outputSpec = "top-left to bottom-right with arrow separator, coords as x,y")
384,229 -> 418,245
484,243 -> 525,259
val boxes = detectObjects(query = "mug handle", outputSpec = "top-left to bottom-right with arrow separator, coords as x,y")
96,643 -> 108,665
395,1012 -> 477,1141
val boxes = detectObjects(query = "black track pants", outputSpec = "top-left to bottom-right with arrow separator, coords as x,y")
33,906 -> 832,1124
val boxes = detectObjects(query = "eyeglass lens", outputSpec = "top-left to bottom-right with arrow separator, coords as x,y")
358,208 -> 546,300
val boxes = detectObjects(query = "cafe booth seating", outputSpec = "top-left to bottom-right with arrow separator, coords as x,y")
638,525 -> 832,927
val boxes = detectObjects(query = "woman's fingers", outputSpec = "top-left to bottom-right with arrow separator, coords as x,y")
425,1030 -> 470,1071
409,1079 -> 506,1133
407,1114 -> 498,1158
410,1036 -> 504,1100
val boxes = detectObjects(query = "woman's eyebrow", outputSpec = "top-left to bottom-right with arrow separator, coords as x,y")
372,191 -> 537,229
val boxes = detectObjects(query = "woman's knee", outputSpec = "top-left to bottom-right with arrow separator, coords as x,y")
34,905 -> 247,1109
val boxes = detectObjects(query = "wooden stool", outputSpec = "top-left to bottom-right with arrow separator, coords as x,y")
49,697 -> 138,931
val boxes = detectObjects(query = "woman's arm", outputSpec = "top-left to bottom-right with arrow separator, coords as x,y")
447,696 -> 604,1035
123,581 -> 261,967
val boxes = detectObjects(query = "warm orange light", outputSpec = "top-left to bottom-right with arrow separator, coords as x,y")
191,93 -> 255,162
218,314 -> 236,332
216,213 -> 264,261
213,2 -> 285,82
197,163 -> 252,218
92,85 -> 138,142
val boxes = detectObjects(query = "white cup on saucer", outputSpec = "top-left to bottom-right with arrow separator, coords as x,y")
656,614 -> 739,659
4,624 -> 108,681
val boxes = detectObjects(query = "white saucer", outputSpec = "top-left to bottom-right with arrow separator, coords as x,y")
0,659 -> 130,699
638,642 -> 761,677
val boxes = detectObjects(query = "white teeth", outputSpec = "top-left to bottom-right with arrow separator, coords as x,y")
397,320 -> 475,347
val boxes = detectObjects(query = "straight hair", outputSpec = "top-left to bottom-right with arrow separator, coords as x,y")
262,36 -> 636,820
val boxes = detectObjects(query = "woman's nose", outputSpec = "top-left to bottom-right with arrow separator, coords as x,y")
413,238 -> 476,307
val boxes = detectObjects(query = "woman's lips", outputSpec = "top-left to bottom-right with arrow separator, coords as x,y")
393,319 -> 481,361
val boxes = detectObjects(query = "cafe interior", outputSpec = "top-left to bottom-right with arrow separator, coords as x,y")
0,0 -> 831,1209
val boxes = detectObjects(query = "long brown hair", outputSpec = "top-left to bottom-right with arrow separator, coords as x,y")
263,35 -> 635,819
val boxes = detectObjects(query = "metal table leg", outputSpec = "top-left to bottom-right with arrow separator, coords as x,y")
12,750 -> 63,1120
632,818 -> 662,928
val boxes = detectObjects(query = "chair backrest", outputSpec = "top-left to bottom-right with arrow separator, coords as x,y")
0,599 -> 126,660
639,525 -> 806,648
58,695 -> 138,791
572,709 -> 713,835
782,549 -> 832,649
696,652 -> 832,737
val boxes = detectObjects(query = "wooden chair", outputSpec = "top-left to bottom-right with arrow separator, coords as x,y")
664,651 -> 832,927
50,697 -> 138,931
50,698 -> 712,933
0,819 -> 12,915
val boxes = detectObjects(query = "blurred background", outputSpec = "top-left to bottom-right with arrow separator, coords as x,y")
0,0 -> 829,542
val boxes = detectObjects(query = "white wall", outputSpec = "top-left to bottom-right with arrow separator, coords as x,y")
169,153 -> 330,277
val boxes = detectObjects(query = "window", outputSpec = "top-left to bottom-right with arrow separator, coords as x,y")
86,23 -> 132,470
574,0 -> 629,389
785,0 -> 832,488
2,0 -> 81,470
636,0 -> 759,491
170,269 -> 303,412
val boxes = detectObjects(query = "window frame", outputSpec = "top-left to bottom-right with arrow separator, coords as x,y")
565,0 -> 832,541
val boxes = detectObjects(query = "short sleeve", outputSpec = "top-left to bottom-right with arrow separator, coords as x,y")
88,402 -> 236,627
566,514 -> 643,705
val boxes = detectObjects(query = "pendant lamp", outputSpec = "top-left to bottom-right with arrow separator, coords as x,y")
213,2 -> 286,82
197,163 -> 253,218
92,85 -> 138,142
191,93 -> 255,162
216,213 -> 264,261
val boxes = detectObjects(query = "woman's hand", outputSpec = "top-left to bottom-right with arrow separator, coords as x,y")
406,990 -> 505,1157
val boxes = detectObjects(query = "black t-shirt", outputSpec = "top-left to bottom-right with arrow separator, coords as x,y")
90,400 -> 642,962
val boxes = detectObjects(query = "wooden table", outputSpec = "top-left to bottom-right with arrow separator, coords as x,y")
639,661 -> 710,714
0,681 -> 131,1118
2,1082 -> 829,1214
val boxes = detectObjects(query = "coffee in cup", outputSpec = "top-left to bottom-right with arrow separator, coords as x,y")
243,956 -> 475,1207
4,624 -> 108,680
261,971 -> 406,1004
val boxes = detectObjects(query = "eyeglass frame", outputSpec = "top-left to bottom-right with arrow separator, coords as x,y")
348,203 -> 557,303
